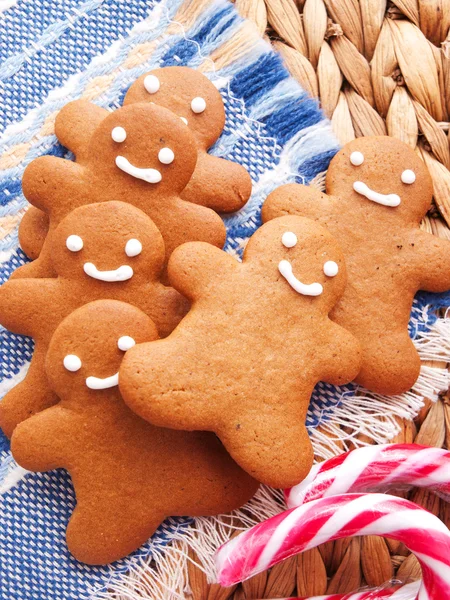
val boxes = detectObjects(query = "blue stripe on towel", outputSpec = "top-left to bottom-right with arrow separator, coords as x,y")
0,0 -> 157,132
0,0 -> 86,64
229,52 -> 288,107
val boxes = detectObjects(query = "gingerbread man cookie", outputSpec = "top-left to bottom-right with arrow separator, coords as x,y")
18,67 -> 252,263
262,136 -> 450,395
0,201 -> 189,437
119,216 -> 361,488
11,300 -> 258,565
124,66 -> 252,212
15,100 -> 226,278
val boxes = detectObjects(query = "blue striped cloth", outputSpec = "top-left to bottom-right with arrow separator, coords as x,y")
0,1 -> 449,598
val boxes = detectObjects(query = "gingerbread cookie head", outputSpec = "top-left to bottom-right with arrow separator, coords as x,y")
87,102 -> 198,195
51,201 -> 166,284
244,216 -> 347,313
45,300 -> 158,400
326,136 -> 433,223
124,66 -> 225,148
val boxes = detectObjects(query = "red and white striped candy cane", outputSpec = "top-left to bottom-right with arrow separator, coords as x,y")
285,444 -> 450,509
270,581 -> 421,599
216,493 -> 450,600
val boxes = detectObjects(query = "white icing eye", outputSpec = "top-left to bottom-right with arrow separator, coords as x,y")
401,169 -> 416,184
125,238 -> 142,257
64,354 -> 82,372
158,147 -> 175,165
350,151 -> 364,166
180,116 -> 188,125
144,74 -> 160,94
323,261 -> 339,277
191,97 -> 206,114
111,126 -> 127,143
118,336 -> 136,351
66,235 -> 83,252
281,232 -> 298,248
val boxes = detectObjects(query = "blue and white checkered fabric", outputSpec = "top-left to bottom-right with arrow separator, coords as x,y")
0,0 -> 449,598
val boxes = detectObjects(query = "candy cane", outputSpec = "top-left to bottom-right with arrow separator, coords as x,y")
285,444 -> 450,509
216,493 -> 450,600
272,581 -> 421,599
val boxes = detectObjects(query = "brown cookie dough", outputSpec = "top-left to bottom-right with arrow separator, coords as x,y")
262,136 -> 450,395
0,201 -> 189,437
11,300 -> 258,565
14,100 -> 226,278
119,216 -> 361,488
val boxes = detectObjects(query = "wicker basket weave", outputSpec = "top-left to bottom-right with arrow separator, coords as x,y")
185,1 -> 450,597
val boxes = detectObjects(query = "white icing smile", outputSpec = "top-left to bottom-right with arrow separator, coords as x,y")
115,155 -> 162,184
83,262 -> 133,282
86,372 -> 119,390
353,181 -> 401,207
278,260 -> 323,296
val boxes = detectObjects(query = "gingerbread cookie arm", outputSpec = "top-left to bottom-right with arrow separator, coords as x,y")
18,206 -> 49,259
182,153 -> 252,213
319,320 -> 362,386
22,155 -> 84,214
157,200 -> 227,258
262,184 -> 332,223
54,100 -> 108,161
0,348 -> 58,438
0,278 -> 56,336
408,229 -> 450,293
167,242 -> 236,300
11,405 -> 77,472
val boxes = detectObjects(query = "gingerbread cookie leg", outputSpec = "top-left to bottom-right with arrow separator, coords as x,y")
182,153 -> 252,213
0,348 -> 58,438
18,207 -> 49,260
66,489 -> 164,564
220,410 -> 314,489
354,326 -> 421,395
319,321 -> 362,386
